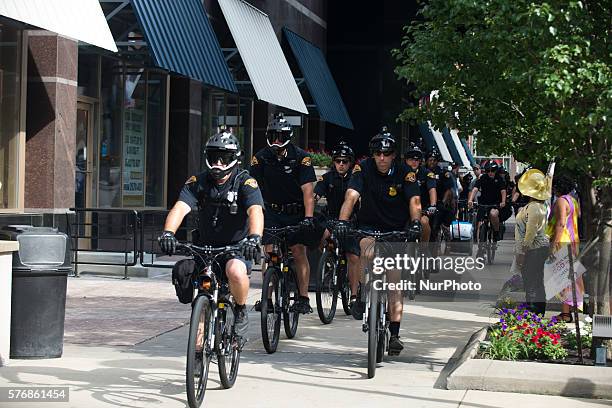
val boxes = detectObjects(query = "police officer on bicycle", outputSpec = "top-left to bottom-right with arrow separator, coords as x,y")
335,127 -> 422,356
314,141 -> 361,312
425,149 -> 454,261
468,160 -> 506,242
159,129 -> 265,338
404,143 -> 437,244
250,113 -> 320,314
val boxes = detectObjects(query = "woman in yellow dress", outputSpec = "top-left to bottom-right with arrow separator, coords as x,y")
546,175 -> 583,322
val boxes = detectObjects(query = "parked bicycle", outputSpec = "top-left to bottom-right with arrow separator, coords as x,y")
315,219 -> 352,324
259,225 -> 302,353
353,229 -> 411,379
475,204 -> 499,264
176,241 -> 246,408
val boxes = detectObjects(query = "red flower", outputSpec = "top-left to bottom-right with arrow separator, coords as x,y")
536,342 -> 542,348
552,339 -> 559,345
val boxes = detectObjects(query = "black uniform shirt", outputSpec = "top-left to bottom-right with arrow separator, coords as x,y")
250,144 -> 316,205
314,169 -> 352,218
178,169 -> 264,245
474,174 -> 506,205
348,158 -> 419,231
429,165 -> 454,201
413,165 -> 437,207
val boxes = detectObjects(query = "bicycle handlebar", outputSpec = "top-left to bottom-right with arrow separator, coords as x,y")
176,241 -> 244,256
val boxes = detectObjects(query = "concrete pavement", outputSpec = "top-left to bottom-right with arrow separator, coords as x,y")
0,239 -> 610,407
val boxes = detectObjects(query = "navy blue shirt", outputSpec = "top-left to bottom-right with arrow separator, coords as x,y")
250,144 -> 316,205
179,169 -> 263,245
348,158 -> 419,231
314,169 -> 352,218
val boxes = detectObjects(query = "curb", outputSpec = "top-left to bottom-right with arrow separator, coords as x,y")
447,327 -> 612,399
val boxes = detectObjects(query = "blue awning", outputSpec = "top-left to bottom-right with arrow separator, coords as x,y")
283,28 -> 353,129
442,128 -> 463,165
461,138 -> 477,166
131,0 -> 236,93
418,123 -> 437,151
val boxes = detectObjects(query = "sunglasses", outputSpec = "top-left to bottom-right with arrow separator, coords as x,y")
334,159 -> 349,164
373,150 -> 394,157
208,151 -> 235,166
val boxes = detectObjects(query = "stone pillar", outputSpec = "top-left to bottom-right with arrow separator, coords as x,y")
167,77 -> 203,207
25,31 -> 77,210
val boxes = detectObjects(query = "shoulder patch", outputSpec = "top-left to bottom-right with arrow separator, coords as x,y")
185,175 -> 197,185
251,156 -> 259,166
427,172 -> 436,179
301,156 -> 312,166
244,178 -> 258,189
352,164 -> 362,174
405,172 -> 416,182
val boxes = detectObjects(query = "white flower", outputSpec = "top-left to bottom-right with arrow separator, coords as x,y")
585,316 -> 593,323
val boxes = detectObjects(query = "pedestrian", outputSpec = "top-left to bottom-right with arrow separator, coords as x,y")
514,169 -> 551,316
546,174 -> 583,322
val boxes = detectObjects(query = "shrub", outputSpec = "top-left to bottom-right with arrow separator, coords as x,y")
309,151 -> 332,168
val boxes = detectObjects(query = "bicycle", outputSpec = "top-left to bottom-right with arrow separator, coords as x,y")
176,241 -> 248,408
315,219 -> 351,324
259,225 -> 302,353
474,204 -> 499,264
352,229 -> 411,379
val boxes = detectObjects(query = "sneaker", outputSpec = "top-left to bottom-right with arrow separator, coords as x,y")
350,297 -> 365,320
254,299 -> 274,312
388,335 -> 404,356
292,297 -> 313,314
234,306 -> 249,338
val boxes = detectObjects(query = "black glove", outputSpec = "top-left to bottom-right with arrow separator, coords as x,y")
158,230 -> 177,255
407,220 -> 422,240
241,234 -> 262,263
334,220 -> 352,243
299,216 -> 315,232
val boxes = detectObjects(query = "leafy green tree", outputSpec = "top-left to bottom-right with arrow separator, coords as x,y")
394,0 -> 610,345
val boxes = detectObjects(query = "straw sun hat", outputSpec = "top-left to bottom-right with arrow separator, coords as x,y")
518,169 -> 552,201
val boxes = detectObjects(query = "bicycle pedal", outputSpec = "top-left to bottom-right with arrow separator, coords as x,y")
362,323 -> 368,332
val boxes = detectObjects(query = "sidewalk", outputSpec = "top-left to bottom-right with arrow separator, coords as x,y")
0,240 -> 610,407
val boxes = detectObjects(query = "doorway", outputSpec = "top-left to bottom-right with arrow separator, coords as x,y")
75,102 -> 94,208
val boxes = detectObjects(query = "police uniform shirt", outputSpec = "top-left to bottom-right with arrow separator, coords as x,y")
474,174 -> 506,205
415,165 -> 437,207
348,158 -> 419,231
314,169 -> 352,218
431,166 -> 454,200
250,144 -> 316,205
178,169 -> 264,245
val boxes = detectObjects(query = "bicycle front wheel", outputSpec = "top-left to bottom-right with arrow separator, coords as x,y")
261,267 -> 281,354
216,304 -> 240,389
283,268 -> 300,338
376,301 -> 386,363
316,249 -> 339,324
186,295 -> 212,408
340,263 -> 352,315
367,286 -> 379,379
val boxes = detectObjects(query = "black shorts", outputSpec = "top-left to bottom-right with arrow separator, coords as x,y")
263,210 -> 323,248
342,235 -> 361,257
476,206 -> 498,222
176,253 -> 252,281
500,205 -> 512,222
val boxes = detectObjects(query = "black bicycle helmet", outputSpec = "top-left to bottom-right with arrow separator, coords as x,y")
331,141 -> 355,161
425,148 -> 442,161
404,143 -> 423,160
484,160 -> 499,173
205,128 -> 241,180
266,113 -> 293,150
369,126 -> 396,153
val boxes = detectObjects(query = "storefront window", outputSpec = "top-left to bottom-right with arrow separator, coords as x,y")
77,52 -> 99,98
145,72 -> 166,207
238,97 -> 253,159
99,58 -> 123,207
0,22 -> 22,209
122,68 -> 146,207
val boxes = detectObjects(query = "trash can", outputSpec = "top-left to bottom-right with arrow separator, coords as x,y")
0,225 -> 72,359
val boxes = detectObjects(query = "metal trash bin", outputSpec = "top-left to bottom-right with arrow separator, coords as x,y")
0,225 -> 72,359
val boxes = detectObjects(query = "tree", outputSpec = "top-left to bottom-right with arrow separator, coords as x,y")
394,0 -> 611,345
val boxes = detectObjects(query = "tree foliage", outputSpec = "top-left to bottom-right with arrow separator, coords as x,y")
393,0 -> 611,185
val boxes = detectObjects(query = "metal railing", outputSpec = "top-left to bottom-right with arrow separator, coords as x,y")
66,208 -> 198,278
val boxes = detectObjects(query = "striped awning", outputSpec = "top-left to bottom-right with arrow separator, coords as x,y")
0,0 -> 116,51
283,28 -> 353,129
131,0 -> 236,92
218,0 -> 307,113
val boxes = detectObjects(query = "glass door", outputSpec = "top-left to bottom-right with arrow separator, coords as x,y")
76,102 -> 94,208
